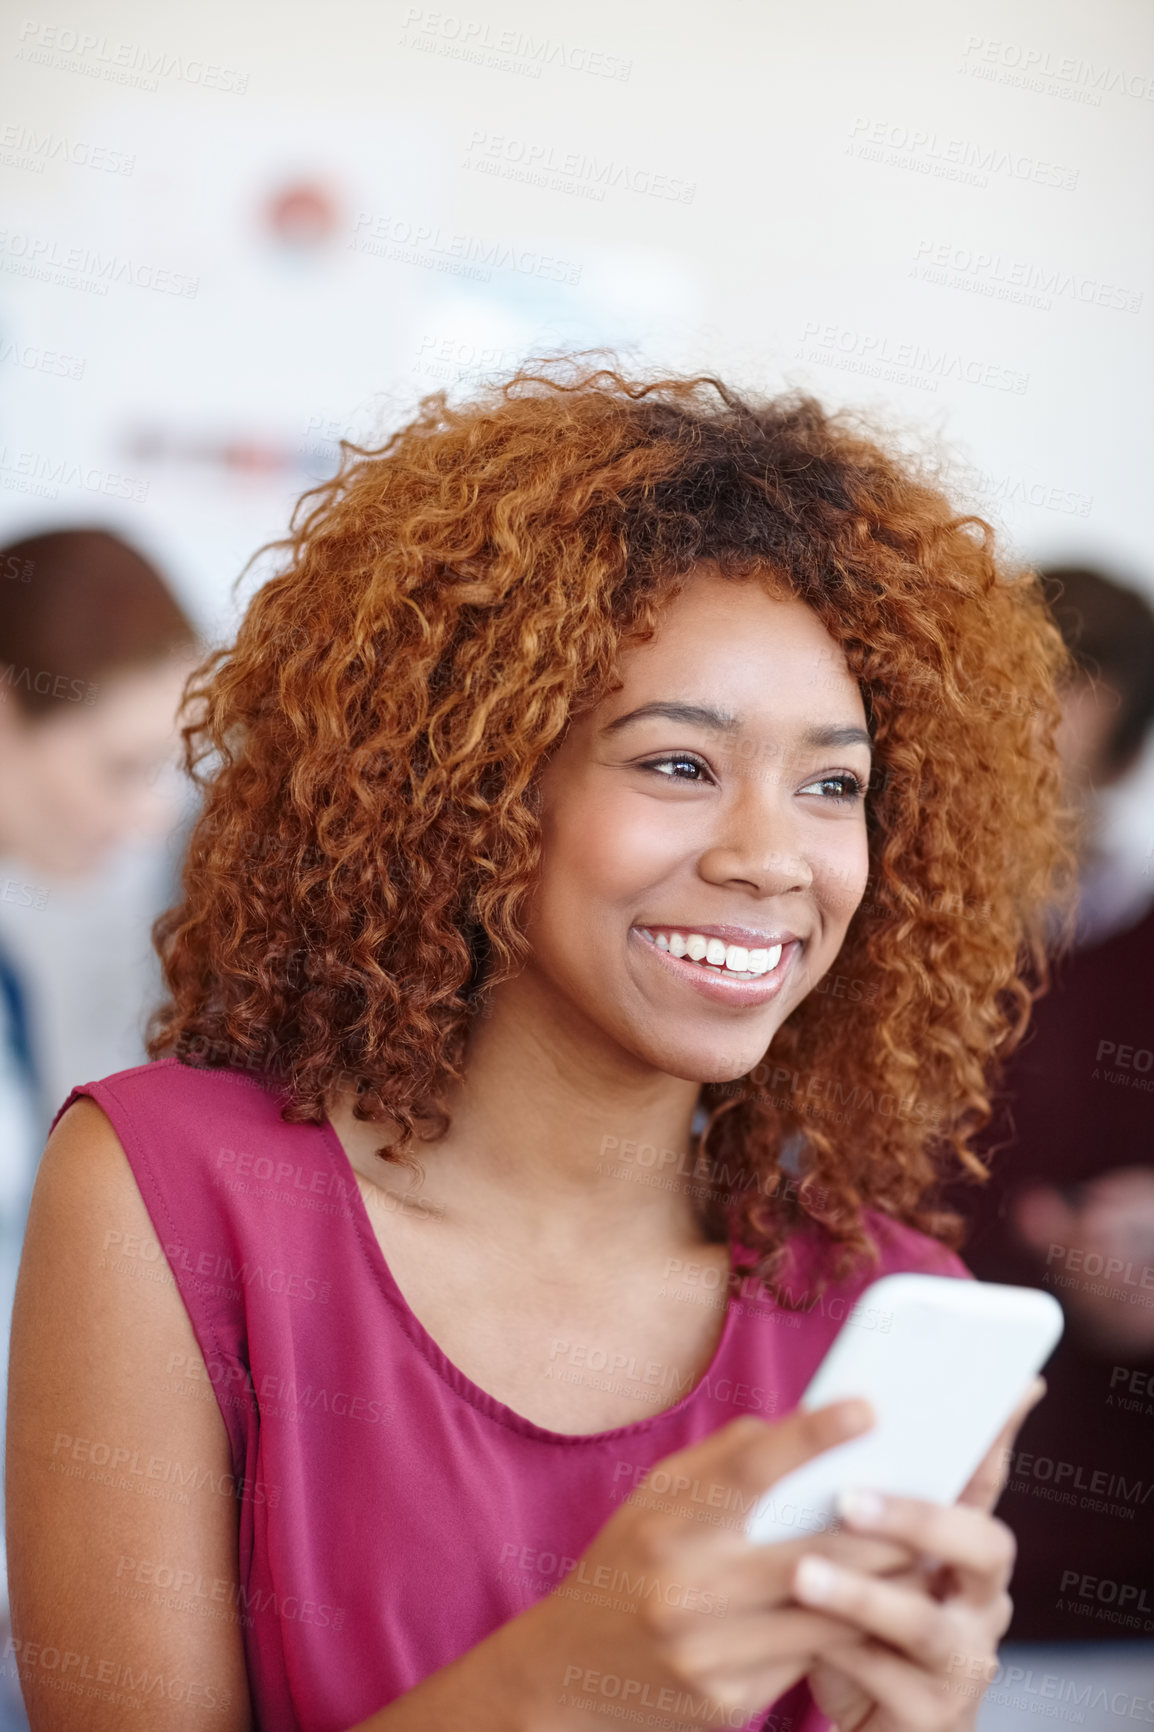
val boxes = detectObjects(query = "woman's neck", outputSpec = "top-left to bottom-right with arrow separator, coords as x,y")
332,964 -> 715,1260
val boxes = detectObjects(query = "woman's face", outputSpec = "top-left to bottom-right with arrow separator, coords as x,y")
524,566 -> 873,1086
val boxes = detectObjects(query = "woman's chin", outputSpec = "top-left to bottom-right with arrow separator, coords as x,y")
645,1035 -> 774,1089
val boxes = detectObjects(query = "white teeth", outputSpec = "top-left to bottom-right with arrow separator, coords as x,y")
639,930 -> 787,978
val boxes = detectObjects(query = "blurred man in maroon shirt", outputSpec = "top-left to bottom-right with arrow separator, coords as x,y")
949,566 -> 1154,1672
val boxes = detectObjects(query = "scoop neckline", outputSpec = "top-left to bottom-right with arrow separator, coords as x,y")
309,1108 -> 746,1447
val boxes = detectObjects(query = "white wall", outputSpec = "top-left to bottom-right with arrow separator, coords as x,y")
2,0 -> 1152,851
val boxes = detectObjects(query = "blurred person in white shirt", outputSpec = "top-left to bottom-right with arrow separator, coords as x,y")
0,526 -> 199,1725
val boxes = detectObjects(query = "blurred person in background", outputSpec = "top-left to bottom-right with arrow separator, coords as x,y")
949,566 -> 1154,1723
0,526 -> 199,1728
1046,567 -> 1154,949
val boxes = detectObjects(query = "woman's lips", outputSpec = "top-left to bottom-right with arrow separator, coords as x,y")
629,927 -> 800,1007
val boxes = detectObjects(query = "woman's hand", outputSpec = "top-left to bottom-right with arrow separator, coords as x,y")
512,1398 -> 922,1730
795,1378 -> 1046,1732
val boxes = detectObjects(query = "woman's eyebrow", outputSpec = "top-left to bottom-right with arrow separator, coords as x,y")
803,723 -> 874,757
600,701 -> 739,736
600,702 -> 873,757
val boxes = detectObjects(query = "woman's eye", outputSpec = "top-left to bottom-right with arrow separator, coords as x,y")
640,759 -> 866,800
802,772 -> 866,803
641,754 -> 712,783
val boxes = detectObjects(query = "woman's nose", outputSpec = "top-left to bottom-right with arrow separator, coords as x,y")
696,775 -> 814,895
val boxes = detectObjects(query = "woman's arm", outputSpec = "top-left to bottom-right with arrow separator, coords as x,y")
6,1099 -> 255,1731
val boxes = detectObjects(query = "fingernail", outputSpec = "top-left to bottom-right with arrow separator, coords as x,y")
795,1555 -> 838,1603
837,1487 -> 885,1526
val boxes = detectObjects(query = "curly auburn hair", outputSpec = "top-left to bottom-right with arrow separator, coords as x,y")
148,361 -> 1079,1291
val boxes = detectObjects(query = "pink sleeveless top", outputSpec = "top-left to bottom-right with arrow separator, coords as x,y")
51,1057 -> 971,1732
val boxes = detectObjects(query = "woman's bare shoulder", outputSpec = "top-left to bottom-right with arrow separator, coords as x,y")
6,1095 -> 254,1730
36,1090 -> 140,1191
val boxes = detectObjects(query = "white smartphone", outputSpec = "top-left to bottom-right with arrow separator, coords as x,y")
746,1273 -> 1064,1546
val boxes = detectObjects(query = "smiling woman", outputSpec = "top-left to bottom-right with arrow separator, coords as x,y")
526,579 -> 875,1079
7,363 -> 1077,1732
